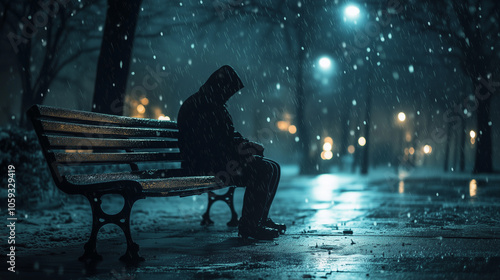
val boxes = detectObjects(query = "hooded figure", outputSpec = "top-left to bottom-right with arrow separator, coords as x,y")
177,65 -> 286,240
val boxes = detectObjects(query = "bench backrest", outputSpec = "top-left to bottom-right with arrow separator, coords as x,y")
28,105 -> 184,193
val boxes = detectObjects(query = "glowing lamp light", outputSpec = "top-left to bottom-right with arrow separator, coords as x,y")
136,104 -> 146,114
323,142 -> 332,151
469,179 -> 477,197
140,97 -> 149,105
344,5 -> 360,19
318,57 -> 332,70
469,130 -> 476,139
423,145 -> 432,154
358,137 -> 366,147
288,125 -> 297,134
158,115 -> 171,121
398,112 -> 406,122
321,150 -> 333,160
277,121 -> 289,131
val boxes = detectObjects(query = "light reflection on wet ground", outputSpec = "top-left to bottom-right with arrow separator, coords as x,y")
11,172 -> 500,279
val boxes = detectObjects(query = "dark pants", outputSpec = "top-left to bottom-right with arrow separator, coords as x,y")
232,156 -> 281,227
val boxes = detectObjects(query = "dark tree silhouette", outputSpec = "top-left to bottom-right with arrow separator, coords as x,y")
91,0 -> 143,115
0,0 -> 102,126
404,0 -> 500,173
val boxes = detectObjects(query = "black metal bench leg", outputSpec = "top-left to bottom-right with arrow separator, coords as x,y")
79,192 -> 144,264
118,198 -> 144,263
225,187 -> 239,227
201,187 -> 238,227
79,195 -> 104,262
201,191 -> 216,226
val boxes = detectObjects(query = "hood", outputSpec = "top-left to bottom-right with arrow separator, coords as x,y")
197,65 -> 244,104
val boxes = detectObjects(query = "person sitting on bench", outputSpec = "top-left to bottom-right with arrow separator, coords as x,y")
177,65 -> 286,240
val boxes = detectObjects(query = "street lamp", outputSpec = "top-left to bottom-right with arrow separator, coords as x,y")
423,145 -> 432,154
469,130 -> 476,138
344,5 -> 360,19
318,57 -> 332,70
470,130 -> 476,145
316,56 -> 334,85
358,136 -> 366,146
398,112 -> 406,122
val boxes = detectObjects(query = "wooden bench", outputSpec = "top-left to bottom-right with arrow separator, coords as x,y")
28,104 -> 239,263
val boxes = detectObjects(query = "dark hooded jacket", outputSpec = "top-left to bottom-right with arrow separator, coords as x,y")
177,65 -> 248,174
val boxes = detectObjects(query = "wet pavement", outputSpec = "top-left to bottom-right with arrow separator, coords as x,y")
5,168 -> 500,279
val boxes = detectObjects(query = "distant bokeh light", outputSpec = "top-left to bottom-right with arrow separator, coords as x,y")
358,137 -> 366,146
398,112 -> 406,122
423,145 -> 432,154
348,145 -> 355,154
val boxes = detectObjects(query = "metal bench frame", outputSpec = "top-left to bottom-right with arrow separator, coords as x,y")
28,105 -> 239,263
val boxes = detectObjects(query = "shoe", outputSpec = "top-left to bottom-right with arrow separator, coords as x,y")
238,224 -> 279,240
263,218 -> 286,234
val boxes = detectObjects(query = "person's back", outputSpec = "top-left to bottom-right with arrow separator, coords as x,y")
177,65 -> 244,175
177,65 -> 286,240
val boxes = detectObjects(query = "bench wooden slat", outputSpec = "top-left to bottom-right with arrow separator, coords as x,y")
138,176 -> 222,196
40,120 -> 178,138
64,169 -> 186,185
52,151 -> 181,164
45,135 -> 178,149
36,105 -> 177,129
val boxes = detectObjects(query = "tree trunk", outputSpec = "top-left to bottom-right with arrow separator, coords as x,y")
459,115 -> 466,172
443,122 -> 451,172
351,127 -> 360,173
473,89 -> 493,173
92,0 -> 143,115
338,100 -> 350,171
360,79 -> 372,175
294,27 -> 316,174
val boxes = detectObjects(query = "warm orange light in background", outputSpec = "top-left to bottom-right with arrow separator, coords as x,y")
348,145 -> 355,154
423,145 -> 432,154
321,150 -> 333,160
398,180 -> 405,194
358,137 -> 366,146
140,97 -> 149,105
136,104 -> 146,114
405,132 -> 412,142
398,112 -> 406,122
409,147 -> 415,155
470,130 -> 476,144
65,149 -> 92,153
288,125 -> 297,134
469,179 -> 477,197
277,121 -> 288,131
321,136 -> 333,160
